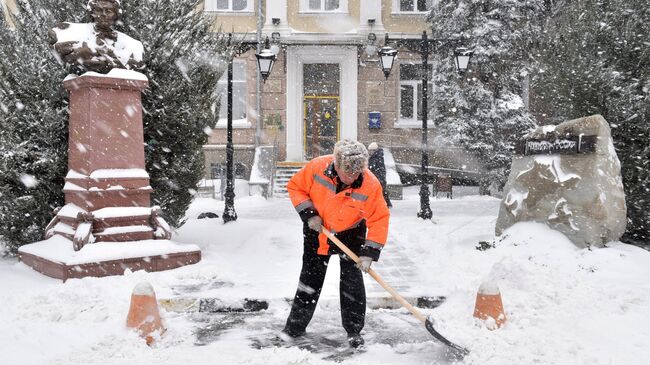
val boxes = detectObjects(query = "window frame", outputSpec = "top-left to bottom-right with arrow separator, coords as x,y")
396,62 -> 434,129
204,0 -> 253,13
215,59 -> 251,129
391,0 -> 432,15
299,0 -> 349,14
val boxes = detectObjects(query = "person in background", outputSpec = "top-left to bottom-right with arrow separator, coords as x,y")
283,139 -> 390,348
367,142 -> 392,208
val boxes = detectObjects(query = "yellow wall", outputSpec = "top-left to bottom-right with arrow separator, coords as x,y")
287,0 -> 360,33
202,0 -> 258,33
382,0 -> 429,34
3,0 -> 428,36
200,0 -> 428,35
209,14 -> 258,33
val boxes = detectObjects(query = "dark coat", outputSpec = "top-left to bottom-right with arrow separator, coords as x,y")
368,149 -> 392,207
368,149 -> 386,184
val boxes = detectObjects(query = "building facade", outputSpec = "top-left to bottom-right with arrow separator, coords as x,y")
202,0 -> 479,182
1,0 -> 481,187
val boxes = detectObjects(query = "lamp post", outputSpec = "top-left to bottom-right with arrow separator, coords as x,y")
416,30 -> 432,220
222,33 -> 237,223
379,32 -> 473,220
222,34 -> 277,223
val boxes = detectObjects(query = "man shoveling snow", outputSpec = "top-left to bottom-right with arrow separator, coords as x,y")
282,139 -> 390,348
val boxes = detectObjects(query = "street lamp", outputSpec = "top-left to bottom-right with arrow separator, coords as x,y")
378,45 -> 397,80
453,47 -> 474,74
256,48 -> 277,83
379,31 -> 473,220
222,34 -> 278,223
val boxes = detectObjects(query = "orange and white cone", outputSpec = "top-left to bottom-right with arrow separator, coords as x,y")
126,282 -> 166,345
473,281 -> 506,330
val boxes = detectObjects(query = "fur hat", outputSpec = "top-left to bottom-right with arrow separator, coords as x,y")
333,139 -> 369,175
367,142 -> 379,151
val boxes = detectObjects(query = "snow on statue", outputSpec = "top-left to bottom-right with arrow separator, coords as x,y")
48,0 -> 144,74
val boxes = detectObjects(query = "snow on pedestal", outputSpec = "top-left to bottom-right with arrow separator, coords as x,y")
19,235 -> 201,282
495,115 -> 627,248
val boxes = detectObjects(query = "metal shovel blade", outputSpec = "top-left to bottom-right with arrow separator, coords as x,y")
425,318 -> 470,359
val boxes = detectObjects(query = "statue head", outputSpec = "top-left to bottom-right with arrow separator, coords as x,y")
86,0 -> 121,32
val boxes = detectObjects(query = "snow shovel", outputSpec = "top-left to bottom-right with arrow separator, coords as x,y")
322,227 -> 469,359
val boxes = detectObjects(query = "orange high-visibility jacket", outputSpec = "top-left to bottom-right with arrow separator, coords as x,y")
287,155 -> 390,258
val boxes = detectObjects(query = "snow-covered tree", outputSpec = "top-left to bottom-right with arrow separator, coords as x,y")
428,0 -> 545,192
532,0 -> 650,243
118,0 -> 228,227
0,3 -> 69,252
0,0 -> 227,252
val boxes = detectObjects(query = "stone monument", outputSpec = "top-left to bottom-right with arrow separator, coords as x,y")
495,115 -> 627,248
18,0 -> 201,281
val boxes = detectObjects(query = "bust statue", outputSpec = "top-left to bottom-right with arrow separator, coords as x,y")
48,0 -> 144,74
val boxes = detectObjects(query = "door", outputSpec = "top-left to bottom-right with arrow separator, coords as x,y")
303,63 -> 340,160
303,96 -> 339,159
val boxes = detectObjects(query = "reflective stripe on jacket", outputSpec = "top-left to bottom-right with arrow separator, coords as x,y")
287,155 -> 390,258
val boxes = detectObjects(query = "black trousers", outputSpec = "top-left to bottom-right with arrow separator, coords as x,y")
284,224 -> 366,336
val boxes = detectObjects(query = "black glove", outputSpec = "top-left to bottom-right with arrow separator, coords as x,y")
356,256 -> 372,272
307,216 -> 322,232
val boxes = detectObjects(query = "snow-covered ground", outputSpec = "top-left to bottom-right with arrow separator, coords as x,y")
2,186 -> 649,364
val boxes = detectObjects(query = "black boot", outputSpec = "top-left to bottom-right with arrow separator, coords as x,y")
281,326 -> 305,338
347,333 -> 364,348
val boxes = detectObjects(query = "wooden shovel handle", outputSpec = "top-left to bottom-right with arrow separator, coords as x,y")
321,227 -> 428,324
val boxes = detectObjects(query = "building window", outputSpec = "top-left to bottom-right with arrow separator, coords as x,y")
205,0 -> 252,12
300,0 -> 348,12
211,163 -> 248,179
393,0 -> 432,13
215,60 -> 250,128
398,63 -> 433,127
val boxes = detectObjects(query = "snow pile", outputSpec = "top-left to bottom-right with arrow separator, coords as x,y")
1,193 -> 649,364
18,236 -> 198,265
382,148 -> 402,186
249,147 -> 270,184
419,222 -> 650,365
